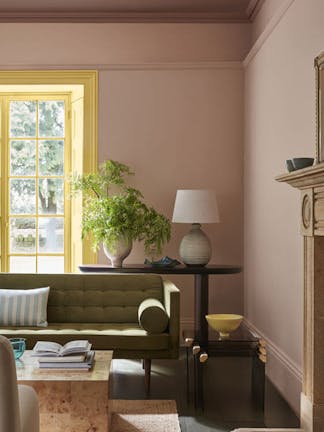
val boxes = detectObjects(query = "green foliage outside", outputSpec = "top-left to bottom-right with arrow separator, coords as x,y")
10,100 -> 65,218
70,160 -> 171,258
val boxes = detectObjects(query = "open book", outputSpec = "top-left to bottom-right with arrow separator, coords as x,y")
32,340 -> 92,358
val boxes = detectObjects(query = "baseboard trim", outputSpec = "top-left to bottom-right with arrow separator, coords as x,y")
244,318 -> 302,415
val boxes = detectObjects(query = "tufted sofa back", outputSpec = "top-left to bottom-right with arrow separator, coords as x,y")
0,273 -> 164,323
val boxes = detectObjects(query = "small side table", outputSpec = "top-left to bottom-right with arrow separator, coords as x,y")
17,350 -> 113,432
185,324 -> 266,411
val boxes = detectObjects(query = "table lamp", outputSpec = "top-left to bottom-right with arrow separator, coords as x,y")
172,189 -> 220,266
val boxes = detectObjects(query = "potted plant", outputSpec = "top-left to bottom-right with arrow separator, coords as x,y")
70,159 -> 171,267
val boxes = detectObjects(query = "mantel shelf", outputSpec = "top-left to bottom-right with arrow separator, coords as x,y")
275,162 -> 324,189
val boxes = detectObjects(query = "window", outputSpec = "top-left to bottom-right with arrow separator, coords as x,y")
0,71 -> 98,273
2,94 -> 71,273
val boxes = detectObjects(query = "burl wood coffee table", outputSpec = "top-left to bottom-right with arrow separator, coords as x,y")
16,350 -> 113,432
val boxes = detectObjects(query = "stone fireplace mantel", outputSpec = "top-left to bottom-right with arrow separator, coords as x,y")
276,163 -> 324,432
276,163 -> 324,189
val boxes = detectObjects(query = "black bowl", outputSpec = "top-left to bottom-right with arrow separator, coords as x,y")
292,158 -> 314,170
286,159 -> 295,172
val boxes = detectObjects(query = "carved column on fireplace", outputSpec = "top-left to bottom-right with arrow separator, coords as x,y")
277,164 -> 324,432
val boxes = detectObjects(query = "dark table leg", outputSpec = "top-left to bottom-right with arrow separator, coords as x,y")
252,353 -> 265,412
186,345 -> 190,403
193,349 -> 204,411
193,273 -> 209,411
194,273 -> 209,347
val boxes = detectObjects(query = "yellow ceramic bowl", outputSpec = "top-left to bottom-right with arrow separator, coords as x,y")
205,313 -> 243,338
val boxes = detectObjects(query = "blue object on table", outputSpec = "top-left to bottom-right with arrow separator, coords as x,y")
9,338 -> 26,360
144,256 -> 181,267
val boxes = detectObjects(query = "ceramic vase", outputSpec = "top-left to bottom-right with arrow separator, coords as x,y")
103,236 -> 132,267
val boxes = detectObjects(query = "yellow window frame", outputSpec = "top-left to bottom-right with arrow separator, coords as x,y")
0,71 -> 98,272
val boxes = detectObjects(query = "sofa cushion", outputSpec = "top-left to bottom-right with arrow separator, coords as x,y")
0,323 -> 169,351
0,287 -> 49,327
138,298 -> 169,334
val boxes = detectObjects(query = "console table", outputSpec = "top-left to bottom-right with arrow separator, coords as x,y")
80,264 -> 242,409
79,264 -> 241,348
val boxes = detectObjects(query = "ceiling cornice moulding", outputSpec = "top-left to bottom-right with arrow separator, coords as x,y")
0,10 -> 252,23
246,0 -> 266,21
0,62 -> 243,71
243,0 -> 295,67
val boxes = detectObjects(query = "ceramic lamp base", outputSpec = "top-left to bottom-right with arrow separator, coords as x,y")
179,223 -> 211,266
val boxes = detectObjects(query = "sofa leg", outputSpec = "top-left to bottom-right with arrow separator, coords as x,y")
144,359 -> 151,395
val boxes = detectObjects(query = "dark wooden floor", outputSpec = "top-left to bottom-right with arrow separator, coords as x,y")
110,349 -> 300,431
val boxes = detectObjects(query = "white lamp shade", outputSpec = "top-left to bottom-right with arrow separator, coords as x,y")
172,189 -> 220,224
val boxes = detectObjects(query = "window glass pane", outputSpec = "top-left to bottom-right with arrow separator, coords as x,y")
38,217 -> 64,253
10,179 -> 36,214
10,140 -> 36,175
6,94 -> 70,274
10,101 -> 36,137
38,101 -> 64,137
10,256 -> 36,273
39,140 -> 64,176
38,179 -> 64,214
10,218 -> 36,253
38,256 -> 64,273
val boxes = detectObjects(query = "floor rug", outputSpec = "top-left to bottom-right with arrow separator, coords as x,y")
110,399 -> 181,432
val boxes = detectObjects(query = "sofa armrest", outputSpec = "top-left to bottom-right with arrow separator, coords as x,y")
163,279 -> 180,358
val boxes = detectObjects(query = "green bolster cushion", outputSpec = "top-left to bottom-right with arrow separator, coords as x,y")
138,298 -> 169,334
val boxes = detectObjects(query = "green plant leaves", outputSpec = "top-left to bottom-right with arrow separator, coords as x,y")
70,159 -> 170,257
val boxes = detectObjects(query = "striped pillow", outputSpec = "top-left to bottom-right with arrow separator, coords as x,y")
0,287 -> 50,327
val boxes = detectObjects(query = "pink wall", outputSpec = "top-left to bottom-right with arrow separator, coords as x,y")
0,22 -> 248,332
244,0 -> 324,413
99,67 -> 244,321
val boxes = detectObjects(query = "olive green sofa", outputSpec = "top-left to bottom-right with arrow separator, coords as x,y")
0,273 -> 180,389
